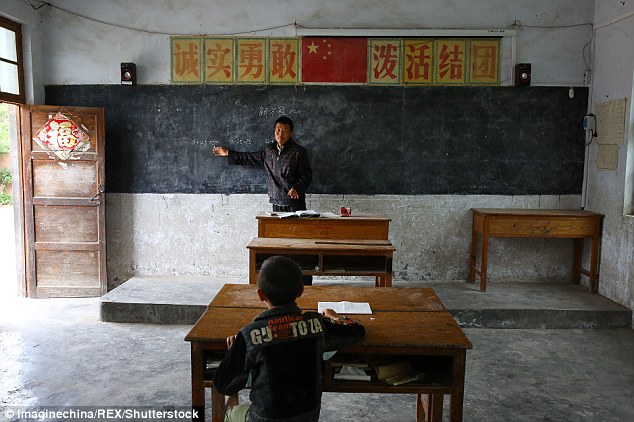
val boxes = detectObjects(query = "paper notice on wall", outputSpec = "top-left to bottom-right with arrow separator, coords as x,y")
595,98 -> 626,145
596,144 -> 619,170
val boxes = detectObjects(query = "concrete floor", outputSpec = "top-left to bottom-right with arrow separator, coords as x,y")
2,284 -> 634,422
2,206 -> 634,421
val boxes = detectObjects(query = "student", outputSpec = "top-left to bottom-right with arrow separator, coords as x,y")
212,116 -> 312,212
212,256 -> 365,422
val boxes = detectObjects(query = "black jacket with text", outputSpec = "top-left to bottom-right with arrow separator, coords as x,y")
212,303 -> 365,422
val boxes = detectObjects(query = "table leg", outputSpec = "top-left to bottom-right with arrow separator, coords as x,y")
479,230 -> 489,292
190,344 -> 205,416
211,388 -> 225,422
210,389 -> 238,422
571,238 -> 582,284
589,234 -> 600,293
416,394 -> 426,421
249,250 -> 257,285
449,352 -> 467,422
417,393 -> 443,422
468,223 -> 478,284
429,394 -> 443,422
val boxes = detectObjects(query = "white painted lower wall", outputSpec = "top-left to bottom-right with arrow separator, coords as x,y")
105,193 -> 584,290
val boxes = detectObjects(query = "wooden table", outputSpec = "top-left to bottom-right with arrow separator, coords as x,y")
256,213 -> 391,240
468,208 -> 604,292
247,237 -> 395,287
208,283 -> 447,312
185,284 -> 472,422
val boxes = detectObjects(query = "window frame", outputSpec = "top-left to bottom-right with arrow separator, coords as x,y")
0,15 -> 25,104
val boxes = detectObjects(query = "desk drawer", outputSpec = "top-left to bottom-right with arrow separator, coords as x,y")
488,216 -> 597,237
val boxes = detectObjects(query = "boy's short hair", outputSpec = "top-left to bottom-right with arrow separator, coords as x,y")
257,256 -> 303,306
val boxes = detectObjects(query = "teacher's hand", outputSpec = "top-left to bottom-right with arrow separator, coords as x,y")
287,187 -> 299,199
213,146 -> 228,157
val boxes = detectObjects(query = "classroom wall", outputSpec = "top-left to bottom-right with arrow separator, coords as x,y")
7,0 -> 633,312
105,193 -> 582,286
32,0 -> 593,86
586,1 -> 634,313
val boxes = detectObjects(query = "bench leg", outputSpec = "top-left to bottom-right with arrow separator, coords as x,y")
417,393 -> 443,422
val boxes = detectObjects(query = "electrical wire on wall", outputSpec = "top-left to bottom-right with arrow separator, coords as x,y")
506,19 -> 594,78
20,0 -> 298,36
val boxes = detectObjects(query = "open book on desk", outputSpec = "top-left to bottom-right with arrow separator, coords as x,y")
266,210 -> 320,218
318,301 -> 372,314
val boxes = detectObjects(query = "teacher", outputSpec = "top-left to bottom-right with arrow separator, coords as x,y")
213,116 -> 312,212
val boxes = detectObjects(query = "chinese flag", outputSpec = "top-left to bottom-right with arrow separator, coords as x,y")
302,37 -> 368,83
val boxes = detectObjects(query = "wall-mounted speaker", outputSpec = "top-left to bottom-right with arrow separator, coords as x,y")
121,63 -> 137,85
515,63 -> 531,87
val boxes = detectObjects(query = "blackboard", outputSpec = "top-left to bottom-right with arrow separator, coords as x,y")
45,84 -> 588,195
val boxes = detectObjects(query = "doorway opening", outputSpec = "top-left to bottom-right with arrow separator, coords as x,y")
0,102 -> 19,300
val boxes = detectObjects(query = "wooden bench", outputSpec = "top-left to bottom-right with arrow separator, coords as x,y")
247,237 -> 395,287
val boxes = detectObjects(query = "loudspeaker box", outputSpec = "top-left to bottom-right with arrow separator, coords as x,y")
121,63 -> 137,85
515,63 -> 531,87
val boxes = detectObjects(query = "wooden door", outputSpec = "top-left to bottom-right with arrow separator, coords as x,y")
20,105 -> 106,298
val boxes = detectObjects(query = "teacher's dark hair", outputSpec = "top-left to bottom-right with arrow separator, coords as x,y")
275,116 -> 294,132
257,255 -> 303,306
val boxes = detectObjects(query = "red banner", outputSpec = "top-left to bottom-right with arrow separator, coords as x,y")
301,37 -> 368,83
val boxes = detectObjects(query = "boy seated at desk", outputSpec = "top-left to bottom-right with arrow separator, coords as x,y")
213,256 -> 365,422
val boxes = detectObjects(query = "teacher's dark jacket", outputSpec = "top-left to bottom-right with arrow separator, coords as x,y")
227,139 -> 312,207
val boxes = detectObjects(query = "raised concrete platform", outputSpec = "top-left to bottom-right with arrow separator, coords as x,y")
100,277 -> 632,328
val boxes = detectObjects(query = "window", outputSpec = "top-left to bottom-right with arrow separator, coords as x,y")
0,15 -> 25,104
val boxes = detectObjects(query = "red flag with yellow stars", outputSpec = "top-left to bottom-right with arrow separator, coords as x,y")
301,37 -> 368,83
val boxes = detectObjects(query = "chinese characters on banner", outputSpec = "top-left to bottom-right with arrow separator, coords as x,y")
370,39 -> 401,85
270,38 -> 300,84
469,39 -> 500,84
171,36 -> 500,85
204,37 -> 233,83
171,37 -> 203,83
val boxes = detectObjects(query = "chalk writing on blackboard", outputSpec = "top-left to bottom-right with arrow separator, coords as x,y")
190,138 -> 258,147
227,138 -> 257,146
258,105 -> 301,119
191,138 -> 213,146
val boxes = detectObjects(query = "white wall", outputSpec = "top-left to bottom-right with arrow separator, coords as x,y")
30,0 -> 593,86
7,0 -> 633,312
586,1 -> 634,312
105,193 -> 582,287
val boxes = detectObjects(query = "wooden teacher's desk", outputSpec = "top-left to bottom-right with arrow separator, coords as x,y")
256,212 -> 391,240
185,284 -> 472,422
247,237 -> 395,287
253,213 -> 394,287
468,208 -> 604,292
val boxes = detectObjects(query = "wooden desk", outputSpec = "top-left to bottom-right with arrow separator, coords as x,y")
256,213 -> 391,240
247,237 -> 395,287
185,285 -> 472,422
468,208 -> 604,292
209,283 -> 447,312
